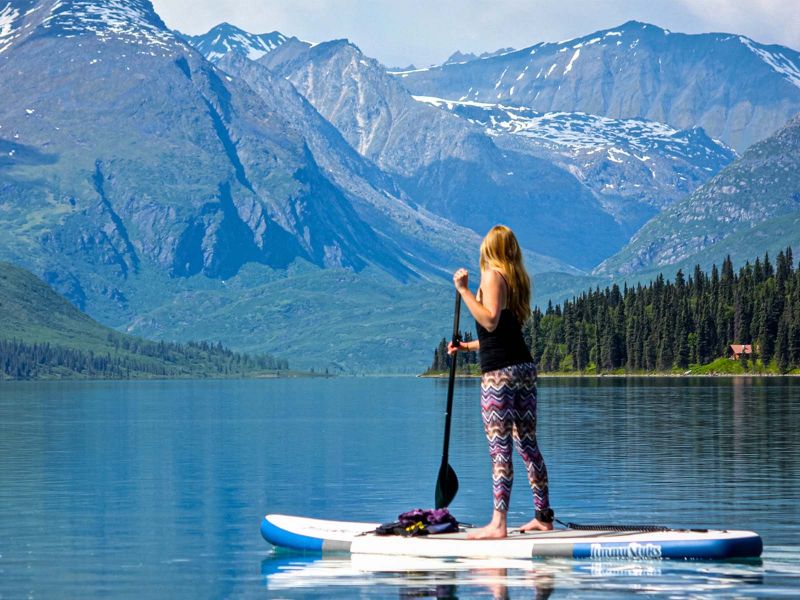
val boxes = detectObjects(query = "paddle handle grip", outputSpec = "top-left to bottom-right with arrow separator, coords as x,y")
451,292 -> 462,346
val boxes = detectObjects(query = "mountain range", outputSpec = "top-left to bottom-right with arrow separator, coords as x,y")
1,1 -> 799,371
394,21 -> 800,152
243,36 -> 633,268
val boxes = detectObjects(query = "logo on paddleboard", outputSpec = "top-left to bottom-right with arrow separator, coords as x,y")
590,542 -> 663,560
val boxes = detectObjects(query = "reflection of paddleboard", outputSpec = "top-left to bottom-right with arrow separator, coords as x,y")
261,514 -> 762,560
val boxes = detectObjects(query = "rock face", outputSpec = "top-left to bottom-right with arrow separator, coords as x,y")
444,48 -> 516,65
215,52 -> 515,276
237,37 -> 630,269
394,21 -> 800,152
595,114 -> 800,275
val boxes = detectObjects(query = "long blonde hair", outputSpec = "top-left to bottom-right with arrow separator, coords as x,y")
479,225 -> 531,324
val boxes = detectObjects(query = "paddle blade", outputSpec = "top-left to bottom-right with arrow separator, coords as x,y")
435,462 -> 459,509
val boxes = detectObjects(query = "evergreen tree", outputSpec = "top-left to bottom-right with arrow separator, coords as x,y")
576,325 -> 589,371
776,309 -> 791,373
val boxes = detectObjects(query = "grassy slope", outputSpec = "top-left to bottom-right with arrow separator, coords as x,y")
0,261 -> 285,378
0,261 -> 121,351
122,261 -> 455,374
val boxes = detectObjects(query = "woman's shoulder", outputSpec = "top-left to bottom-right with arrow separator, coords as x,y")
481,268 -> 508,282
482,268 -> 509,289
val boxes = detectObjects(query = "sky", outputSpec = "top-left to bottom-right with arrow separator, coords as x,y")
151,0 -> 800,68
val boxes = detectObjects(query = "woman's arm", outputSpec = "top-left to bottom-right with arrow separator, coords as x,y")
453,268 -> 505,332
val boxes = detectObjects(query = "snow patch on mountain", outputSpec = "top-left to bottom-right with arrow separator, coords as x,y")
388,66 -> 431,75
413,96 -> 735,157
412,95 -> 735,215
563,48 -> 580,74
738,36 -> 800,89
0,3 -> 21,54
0,0 -> 178,54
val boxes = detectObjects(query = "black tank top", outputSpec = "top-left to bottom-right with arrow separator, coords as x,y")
476,309 -> 533,373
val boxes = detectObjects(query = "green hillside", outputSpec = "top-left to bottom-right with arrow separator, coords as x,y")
0,261 -> 289,379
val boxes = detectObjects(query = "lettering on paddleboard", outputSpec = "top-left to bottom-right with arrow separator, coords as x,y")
590,563 -> 662,577
589,542 -> 663,560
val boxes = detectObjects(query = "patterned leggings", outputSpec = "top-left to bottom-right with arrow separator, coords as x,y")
480,362 -> 550,513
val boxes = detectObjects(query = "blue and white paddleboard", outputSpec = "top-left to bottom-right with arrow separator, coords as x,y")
261,514 -> 762,561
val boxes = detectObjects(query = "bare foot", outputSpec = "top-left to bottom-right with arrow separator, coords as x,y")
467,523 -> 508,539
519,518 -> 553,532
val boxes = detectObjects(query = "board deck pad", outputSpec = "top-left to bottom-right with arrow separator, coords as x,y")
261,514 -> 763,561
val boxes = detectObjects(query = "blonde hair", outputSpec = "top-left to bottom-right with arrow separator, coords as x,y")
479,225 -> 531,324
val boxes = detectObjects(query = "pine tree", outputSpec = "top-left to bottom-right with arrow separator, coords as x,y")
576,325 -> 589,371
676,301 -> 691,368
776,308 -> 791,372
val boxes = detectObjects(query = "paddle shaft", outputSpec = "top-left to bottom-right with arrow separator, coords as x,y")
441,292 -> 461,465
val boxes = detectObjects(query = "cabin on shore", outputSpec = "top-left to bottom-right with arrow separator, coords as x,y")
729,344 -> 753,360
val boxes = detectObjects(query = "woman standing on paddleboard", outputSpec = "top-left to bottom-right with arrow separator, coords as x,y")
448,225 -> 554,539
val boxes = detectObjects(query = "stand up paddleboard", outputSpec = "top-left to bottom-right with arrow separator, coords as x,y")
261,514 -> 762,561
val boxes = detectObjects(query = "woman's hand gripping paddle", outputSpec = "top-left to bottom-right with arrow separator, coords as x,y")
435,291 -> 461,509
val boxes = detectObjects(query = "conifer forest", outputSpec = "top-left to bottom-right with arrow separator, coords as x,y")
428,249 -> 800,374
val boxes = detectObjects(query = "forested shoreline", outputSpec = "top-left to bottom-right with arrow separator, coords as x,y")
0,259 -> 294,380
0,337 -> 289,380
426,249 -> 800,376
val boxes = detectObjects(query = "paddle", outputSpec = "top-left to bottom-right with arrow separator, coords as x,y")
435,291 -> 462,509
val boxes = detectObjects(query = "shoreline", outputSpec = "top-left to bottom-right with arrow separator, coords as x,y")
0,370 -> 331,383
418,372 -> 800,379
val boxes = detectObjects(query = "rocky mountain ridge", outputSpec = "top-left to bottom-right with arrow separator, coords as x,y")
595,114 -> 800,275
257,38 -> 636,268
394,21 -> 800,151
411,96 -> 736,231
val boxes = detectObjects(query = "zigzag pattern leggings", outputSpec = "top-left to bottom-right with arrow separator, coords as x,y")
480,362 -> 550,513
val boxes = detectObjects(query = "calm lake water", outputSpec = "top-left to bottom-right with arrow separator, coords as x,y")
0,377 -> 798,598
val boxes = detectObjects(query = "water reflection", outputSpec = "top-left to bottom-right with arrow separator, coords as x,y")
262,553 -> 557,598
260,551 -> 773,599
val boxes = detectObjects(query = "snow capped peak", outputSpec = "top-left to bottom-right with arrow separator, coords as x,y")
1,0 -> 176,53
182,22 -> 288,63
